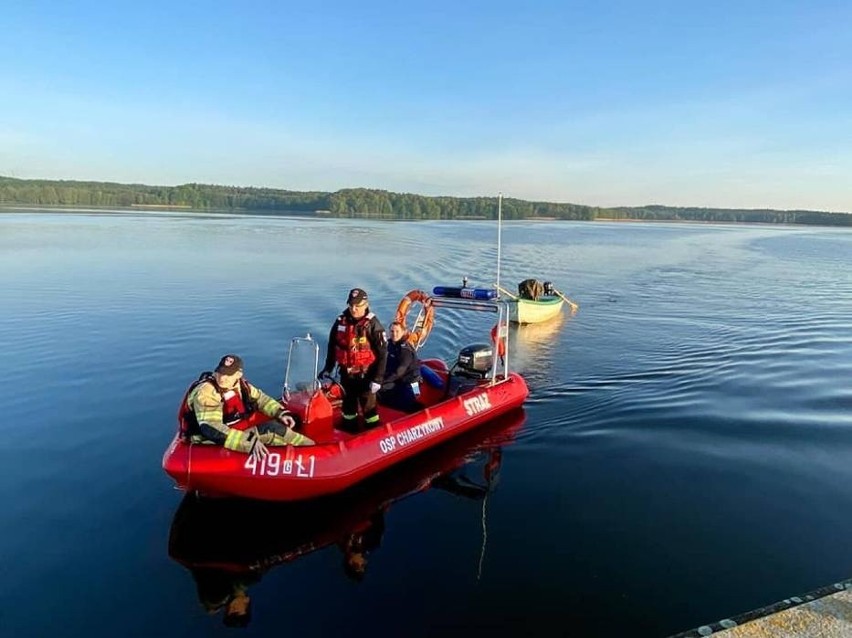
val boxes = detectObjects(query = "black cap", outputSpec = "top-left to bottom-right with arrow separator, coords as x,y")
215,354 -> 244,375
347,288 -> 368,306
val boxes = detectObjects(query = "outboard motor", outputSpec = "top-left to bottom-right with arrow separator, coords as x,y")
454,343 -> 494,380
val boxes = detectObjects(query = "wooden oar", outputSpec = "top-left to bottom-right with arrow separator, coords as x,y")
554,289 -> 579,314
495,284 -> 519,300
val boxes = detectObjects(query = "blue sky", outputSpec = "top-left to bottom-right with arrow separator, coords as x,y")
1,0 -> 850,211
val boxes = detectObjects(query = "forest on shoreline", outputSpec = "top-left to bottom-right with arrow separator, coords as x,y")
1,176 -> 849,227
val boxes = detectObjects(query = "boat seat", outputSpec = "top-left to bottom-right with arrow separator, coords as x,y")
445,373 -> 486,398
420,365 -> 445,389
417,364 -> 448,408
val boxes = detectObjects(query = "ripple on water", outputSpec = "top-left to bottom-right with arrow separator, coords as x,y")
3,214 -> 852,638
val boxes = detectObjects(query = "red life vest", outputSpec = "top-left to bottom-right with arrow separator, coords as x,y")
179,373 -> 258,438
334,312 -> 377,374
220,384 -> 253,429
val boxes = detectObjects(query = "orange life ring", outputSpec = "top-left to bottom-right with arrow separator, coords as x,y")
394,289 -> 435,350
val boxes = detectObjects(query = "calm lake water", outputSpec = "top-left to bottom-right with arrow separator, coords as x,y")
1,211 -> 851,637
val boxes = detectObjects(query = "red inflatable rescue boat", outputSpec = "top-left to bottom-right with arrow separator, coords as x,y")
162,291 -> 528,501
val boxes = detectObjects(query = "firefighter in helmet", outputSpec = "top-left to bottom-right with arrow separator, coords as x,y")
183,354 -> 314,460
319,288 -> 388,431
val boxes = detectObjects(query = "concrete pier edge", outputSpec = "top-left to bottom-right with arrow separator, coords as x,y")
669,577 -> 852,637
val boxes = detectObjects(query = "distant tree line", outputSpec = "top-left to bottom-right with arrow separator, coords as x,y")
606,204 -> 851,226
1,176 -> 849,226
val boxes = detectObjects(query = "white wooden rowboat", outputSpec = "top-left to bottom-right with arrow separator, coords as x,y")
509,295 -> 565,324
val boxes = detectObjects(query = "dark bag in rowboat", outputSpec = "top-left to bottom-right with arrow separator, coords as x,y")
518,279 -> 545,301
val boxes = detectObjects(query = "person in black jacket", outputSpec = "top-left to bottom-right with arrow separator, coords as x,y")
378,321 -> 423,413
319,288 -> 388,431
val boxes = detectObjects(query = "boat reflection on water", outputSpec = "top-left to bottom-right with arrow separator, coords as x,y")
512,311 -> 566,347
508,313 -> 567,370
167,409 -> 526,627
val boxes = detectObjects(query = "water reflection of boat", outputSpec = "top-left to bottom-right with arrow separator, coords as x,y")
513,312 -> 567,348
168,409 -> 526,627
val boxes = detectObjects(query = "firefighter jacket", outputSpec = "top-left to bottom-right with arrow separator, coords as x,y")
324,308 -> 388,384
187,377 -> 290,452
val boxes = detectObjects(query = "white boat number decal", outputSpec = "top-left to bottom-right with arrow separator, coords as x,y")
244,453 -> 316,478
379,417 -> 444,454
463,394 -> 492,416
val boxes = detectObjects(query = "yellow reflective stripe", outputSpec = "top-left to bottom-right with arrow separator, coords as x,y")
194,408 -> 224,426
342,413 -> 357,420
225,429 -> 242,450
290,432 -> 310,445
365,414 -> 380,423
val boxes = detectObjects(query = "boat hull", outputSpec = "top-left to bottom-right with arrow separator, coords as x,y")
509,296 -> 564,324
162,372 -> 528,501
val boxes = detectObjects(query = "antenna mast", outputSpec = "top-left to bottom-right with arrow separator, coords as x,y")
496,193 -> 503,293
